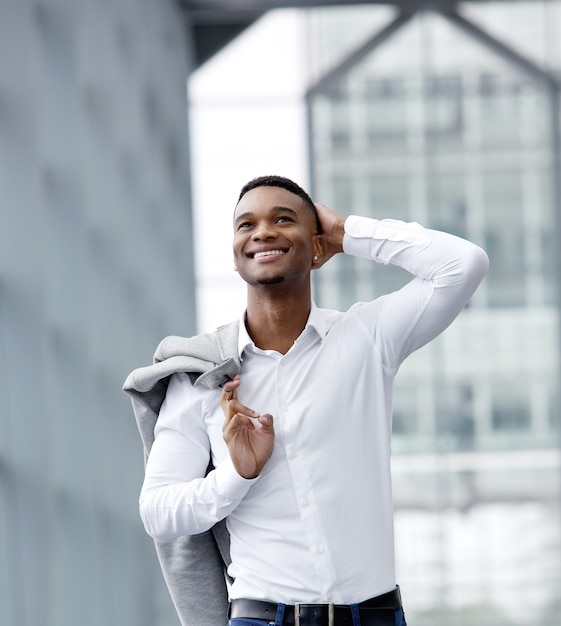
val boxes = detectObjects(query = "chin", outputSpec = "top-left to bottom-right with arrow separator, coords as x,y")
257,275 -> 285,285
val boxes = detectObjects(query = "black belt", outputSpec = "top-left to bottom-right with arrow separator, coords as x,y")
229,587 -> 402,626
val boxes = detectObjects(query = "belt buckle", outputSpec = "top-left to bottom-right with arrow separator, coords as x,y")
294,602 -> 334,626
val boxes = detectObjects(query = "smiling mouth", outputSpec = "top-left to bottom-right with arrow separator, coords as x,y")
253,250 -> 286,259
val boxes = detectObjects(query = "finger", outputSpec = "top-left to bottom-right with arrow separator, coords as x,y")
221,376 -> 241,403
221,387 -> 237,404
223,402 -> 260,423
222,375 -> 241,394
223,412 -> 257,436
220,378 -> 259,421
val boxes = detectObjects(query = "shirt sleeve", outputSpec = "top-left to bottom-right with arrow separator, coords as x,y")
139,372 -> 258,542
343,215 -> 489,373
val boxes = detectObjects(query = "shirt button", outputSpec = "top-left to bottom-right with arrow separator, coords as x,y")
281,405 -> 289,412
312,545 -> 324,554
288,450 -> 297,459
302,498 -> 311,507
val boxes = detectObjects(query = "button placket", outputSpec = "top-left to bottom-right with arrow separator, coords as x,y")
272,337 -> 337,596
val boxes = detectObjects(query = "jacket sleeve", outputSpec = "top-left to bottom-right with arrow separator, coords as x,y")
343,216 -> 489,373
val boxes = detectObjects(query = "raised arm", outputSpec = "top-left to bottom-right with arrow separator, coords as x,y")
313,205 -> 489,371
360,218 -> 489,369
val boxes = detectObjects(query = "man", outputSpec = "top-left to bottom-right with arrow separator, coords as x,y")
135,175 -> 489,626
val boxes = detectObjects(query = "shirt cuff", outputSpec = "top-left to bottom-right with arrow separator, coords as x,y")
214,456 -> 260,500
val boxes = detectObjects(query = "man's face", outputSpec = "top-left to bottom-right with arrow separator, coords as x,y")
233,186 -> 319,287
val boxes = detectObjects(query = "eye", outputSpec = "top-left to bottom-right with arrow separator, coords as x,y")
275,215 -> 293,224
237,221 -> 254,230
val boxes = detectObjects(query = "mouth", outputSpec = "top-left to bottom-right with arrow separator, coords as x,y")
252,249 -> 287,260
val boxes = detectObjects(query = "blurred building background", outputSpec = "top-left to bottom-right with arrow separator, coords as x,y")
306,4 -> 561,625
0,1 -> 559,626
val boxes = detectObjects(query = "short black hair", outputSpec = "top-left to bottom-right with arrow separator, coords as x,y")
238,175 -> 322,234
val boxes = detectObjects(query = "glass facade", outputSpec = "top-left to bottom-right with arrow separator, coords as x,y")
307,4 -> 561,625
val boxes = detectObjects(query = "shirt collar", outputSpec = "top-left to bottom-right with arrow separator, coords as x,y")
237,301 -> 327,360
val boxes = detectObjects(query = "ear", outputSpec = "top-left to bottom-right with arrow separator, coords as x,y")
311,234 -> 324,268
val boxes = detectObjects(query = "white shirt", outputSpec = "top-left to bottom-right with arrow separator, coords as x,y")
139,215 -> 488,604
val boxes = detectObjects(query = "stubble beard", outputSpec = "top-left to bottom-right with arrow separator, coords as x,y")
257,275 -> 285,285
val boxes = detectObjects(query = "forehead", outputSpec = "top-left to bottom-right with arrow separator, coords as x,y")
234,186 -> 305,220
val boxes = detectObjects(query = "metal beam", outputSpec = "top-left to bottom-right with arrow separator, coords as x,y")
439,8 -> 560,90
192,20 -> 262,65
306,9 -> 417,97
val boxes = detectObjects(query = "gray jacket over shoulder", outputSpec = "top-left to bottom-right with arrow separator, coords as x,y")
122,320 -> 240,626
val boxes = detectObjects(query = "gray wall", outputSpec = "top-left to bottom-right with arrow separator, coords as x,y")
0,1 -> 197,624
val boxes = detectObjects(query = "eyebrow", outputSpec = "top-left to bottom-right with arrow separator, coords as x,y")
234,205 -> 300,225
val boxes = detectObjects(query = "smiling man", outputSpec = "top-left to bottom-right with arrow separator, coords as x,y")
131,175 -> 489,626
233,178 -> 324,288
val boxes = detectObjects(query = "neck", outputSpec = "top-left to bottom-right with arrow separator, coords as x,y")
245,284 -> 312,354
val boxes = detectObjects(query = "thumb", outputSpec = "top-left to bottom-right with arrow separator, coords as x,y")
258,413 -> 274,431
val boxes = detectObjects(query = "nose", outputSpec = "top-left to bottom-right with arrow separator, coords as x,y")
252,220 -> 278,241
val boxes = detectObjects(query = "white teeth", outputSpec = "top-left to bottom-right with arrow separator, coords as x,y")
254,250 -> 285,259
